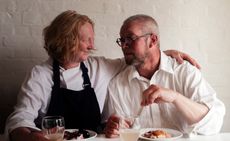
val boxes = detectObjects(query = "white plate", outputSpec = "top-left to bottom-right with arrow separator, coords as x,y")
139,128 -> 183,141
64,129 -> 97,141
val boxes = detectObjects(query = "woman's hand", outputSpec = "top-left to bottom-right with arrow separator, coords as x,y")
10,127 -> 49,141
164,50 -> 201,69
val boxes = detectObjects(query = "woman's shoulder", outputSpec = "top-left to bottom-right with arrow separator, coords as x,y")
29,59 -> 53,78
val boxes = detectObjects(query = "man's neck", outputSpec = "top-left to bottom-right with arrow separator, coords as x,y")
136,51 -> 160,80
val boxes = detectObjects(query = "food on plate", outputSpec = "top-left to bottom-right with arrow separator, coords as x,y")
142,129 -> 171,139
64,129 -> 90,140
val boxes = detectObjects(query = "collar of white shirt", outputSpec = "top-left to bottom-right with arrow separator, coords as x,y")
127,51 -> 174,82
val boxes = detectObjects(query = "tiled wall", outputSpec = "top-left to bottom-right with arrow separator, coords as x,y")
0,0 -> 229,133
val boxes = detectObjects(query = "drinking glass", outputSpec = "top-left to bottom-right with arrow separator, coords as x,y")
42,116 -> 65,141
119,115 -> 140,141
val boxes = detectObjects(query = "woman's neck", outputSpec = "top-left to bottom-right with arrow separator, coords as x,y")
61,62 -> 80,70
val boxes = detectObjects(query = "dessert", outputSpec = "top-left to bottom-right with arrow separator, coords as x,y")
142,129 -> 171,139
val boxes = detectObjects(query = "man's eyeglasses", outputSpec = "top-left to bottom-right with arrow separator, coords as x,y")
116,33 -> 152,47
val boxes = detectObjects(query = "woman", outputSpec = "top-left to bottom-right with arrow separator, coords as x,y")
5,10 -> 200,141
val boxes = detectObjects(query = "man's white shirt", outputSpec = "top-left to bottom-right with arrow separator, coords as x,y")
104,51 -> 225,135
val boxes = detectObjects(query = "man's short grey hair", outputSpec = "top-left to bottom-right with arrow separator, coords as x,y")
122,14 -> 159,37
121,14 -> 160,47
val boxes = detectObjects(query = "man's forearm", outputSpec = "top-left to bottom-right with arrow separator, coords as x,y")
173,93 -> 209,125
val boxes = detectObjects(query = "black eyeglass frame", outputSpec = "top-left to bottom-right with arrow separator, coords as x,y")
116,33 -> 152,47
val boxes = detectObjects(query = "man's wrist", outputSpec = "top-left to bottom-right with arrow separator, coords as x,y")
172,91 -> 180,104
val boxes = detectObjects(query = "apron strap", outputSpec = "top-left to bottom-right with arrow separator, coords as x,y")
52,59 -> 60,90
80,62 -> 92,88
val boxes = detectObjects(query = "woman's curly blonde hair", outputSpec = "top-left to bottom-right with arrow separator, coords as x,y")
43,10 -> 94,64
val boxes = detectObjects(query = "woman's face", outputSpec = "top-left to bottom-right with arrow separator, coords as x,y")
77,22 -> 95,62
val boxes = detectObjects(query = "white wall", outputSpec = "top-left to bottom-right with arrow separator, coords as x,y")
0,0 -> 229,133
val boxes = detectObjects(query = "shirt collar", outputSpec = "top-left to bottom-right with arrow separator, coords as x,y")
49,57 -> 81,73
159,51 -> 174,74
127,66 -> 140,82
128,51 -> 174,82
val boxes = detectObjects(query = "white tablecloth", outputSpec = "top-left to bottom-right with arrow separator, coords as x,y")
90,133 -> 230,141
1,133 -> 230,141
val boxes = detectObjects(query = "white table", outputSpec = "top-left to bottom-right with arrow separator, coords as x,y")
95,133 -> 230,141
1,133 -> 230,141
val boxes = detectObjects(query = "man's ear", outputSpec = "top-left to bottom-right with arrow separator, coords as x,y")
149,34 -> 158,47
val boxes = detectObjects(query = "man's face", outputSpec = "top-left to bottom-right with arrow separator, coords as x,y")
120,22 -> 151,66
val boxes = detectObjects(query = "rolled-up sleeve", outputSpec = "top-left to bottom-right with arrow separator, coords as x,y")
192,98 -> 225,135
181,64 -> 226,135
4,66 -> 51,141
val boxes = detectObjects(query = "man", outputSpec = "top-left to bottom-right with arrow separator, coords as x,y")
104,14 -> 225,138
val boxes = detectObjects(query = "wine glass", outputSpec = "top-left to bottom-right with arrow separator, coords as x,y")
119,115 -> 140,141
42,116 -> 65,141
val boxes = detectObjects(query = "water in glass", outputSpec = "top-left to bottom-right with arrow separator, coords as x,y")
42,116 -> 65,141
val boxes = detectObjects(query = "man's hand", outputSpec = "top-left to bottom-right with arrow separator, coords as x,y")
141,84 -> 179,106
104,115 -> 120,138
164,50 -> 201,69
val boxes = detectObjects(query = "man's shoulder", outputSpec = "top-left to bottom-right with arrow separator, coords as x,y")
110,65 -> 131,81
108,66 -> 131,93
163,54 -> 198,74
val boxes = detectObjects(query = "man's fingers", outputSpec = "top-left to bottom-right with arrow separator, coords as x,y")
107,116 -> 119,130
105,128 -> 119,138
143,85 -> 158,96
105,115 -> 120,138
141,84 -> 160,105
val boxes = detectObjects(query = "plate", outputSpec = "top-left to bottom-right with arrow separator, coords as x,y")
139,128 -> 183,141
64,129 -> 97,141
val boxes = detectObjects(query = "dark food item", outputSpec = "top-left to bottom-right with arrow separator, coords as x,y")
64,129 -> 90,140
78,129 -> 90,138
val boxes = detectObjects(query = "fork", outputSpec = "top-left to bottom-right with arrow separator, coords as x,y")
137,106 -> 144,116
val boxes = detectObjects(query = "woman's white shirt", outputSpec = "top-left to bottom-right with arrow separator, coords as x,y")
4,56 -> 125,140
